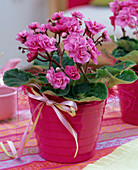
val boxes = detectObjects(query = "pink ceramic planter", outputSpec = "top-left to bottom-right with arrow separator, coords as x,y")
0,86 -> 17,120
118,79 -> 138,125
29,96 -> 106,163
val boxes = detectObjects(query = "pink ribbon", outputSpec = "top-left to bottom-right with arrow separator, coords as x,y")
26,86 -> 79,157
0,85 -> 79,158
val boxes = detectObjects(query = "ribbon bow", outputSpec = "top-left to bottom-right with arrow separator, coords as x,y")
0,85 -> 79,159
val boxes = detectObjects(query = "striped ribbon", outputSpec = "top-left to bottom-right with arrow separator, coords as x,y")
0,85 -> 79,159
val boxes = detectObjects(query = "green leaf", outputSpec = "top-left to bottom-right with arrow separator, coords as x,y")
112,48 -> 128,58
95,62 -> 137,89
33,58 -> 49,68
38,76 -> 48,84
116,50 -> 138,64
52,52 -> 74,69
65,82 -> 108,102
3,68 -> 37,87
112,37 -> 138,58
113,60 -> 136,70
110,35 -> 116,42
104,67 -> 121,76
88,69 -> 111,84
37,73 -> 46,77
116,70 -> 137,82
72,74 -> 85,85
40,84 -> 70,96
34,52 -> 74,70
116,37 -> 138,51
101,61 -> 136,71
108,70 -> 137,88
117,40 -> 138,52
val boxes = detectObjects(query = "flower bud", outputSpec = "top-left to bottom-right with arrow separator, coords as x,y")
61,32 -> 67,38
56,67 -> 61,72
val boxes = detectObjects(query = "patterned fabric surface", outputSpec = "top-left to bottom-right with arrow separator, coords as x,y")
0,88 -> 138,170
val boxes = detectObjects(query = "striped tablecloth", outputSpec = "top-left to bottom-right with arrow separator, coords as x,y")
0,88 -> 138,170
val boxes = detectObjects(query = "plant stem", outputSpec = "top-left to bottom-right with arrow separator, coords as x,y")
76,63 -> 88,82
83,29 -> 86,36
60,49 -> 65,67
49,51 -> 54,69
56,43 -> 62,54
38,52 -> 49,60
84,61 -> 90,73
50,58 -> 62,68
36,57 -> 47,62
58,33 -> 61,44
45,51 -> 51,59
135,27 -> 138,40
45,51 -> 52,69
36,56 -> 62,69
95,36 -> 103,46
121,28 -> 126,37
54,33 -> 57,39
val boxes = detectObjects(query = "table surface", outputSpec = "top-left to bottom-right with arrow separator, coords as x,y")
0,88 -> 138,170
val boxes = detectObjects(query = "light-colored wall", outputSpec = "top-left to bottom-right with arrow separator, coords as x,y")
0,0 -> 49,69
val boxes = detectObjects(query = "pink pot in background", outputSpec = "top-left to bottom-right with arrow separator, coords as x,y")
29,97 -> 106,163
118,79 -> 138,125
0,86 -> 17,120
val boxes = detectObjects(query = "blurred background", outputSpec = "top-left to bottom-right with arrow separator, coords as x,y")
0,0 -> 134,69
0,0 -> 49,69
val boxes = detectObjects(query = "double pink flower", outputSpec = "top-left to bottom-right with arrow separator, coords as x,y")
85,19 -> 106,37
109,0 -> 138,30
63,33 -> 101,65
63,33 -> 91,65
46,66 -> 80,90
46,67 -> 70,90
24,34 -> 57,53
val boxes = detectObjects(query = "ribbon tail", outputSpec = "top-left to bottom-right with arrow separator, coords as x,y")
7,140 -> 17,155
71,128 -> 79,158
16,120 -> 31,159
0,102 -> 45,159
0,116 -> 32,159
0,141 -> 16,158
17,102 -> 45,159
24,102 -> 45,145
52,105 -> 78,158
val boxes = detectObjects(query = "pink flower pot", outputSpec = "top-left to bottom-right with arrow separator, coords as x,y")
29,96 -> 106,163
118,79 -> 138,125
0,86 -> 17,120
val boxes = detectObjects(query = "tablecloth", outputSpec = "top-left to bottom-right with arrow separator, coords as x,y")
84,138 -> 138,170
0,88 -> 138,170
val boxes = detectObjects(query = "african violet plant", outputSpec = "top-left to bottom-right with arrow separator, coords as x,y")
109,0 -> 138,70
3,11 -> 137,102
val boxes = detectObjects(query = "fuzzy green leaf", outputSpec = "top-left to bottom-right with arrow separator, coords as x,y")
112,37 -> 138,58
52,52 -> 74,69
116,50 -> 138,64
116,70 -> 137,82
33,58 -> 49,68
72,74 -> 85,85
90,62 -> 137,89
88,69 -> 111,84
116,37 -> 138,50
33,52 -> 74,70
112,48 -> 128,58
38,76 -> 48,84
101,61 -> 136,71
65,82 -> 108,102
3,68 -> 38,87
117,40 -> 138,52
40,84 -> 70,96
108,70 -> 137,88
